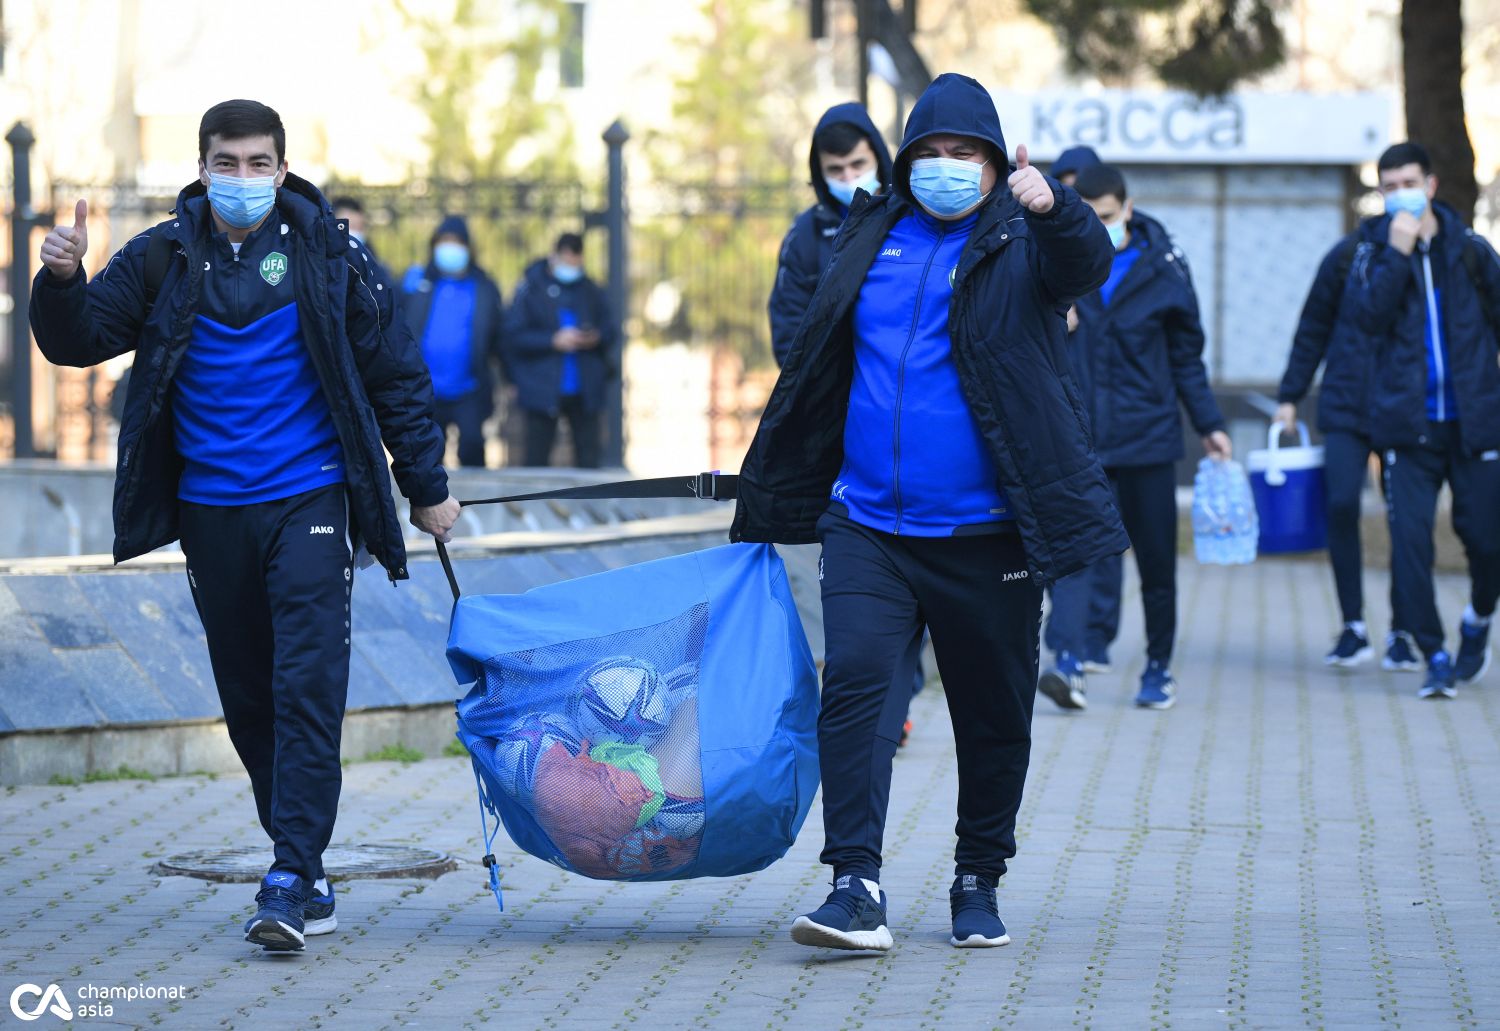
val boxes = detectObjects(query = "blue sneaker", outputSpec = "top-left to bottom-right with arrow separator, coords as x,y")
1038,651 -> 1087,711
1081,646 -> 1112,674
790,875 -> 893,951
1454,618 -> 1492,684
244,871 -> 306,952
1383,631 -> 1422,673
303,878 -> 337,936
1135,661 -> 1176,710
1418,651 -> 1457,700
950,874 -> 1010,948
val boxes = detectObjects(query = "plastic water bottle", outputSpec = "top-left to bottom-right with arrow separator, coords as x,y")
1193,458 -> 1258,565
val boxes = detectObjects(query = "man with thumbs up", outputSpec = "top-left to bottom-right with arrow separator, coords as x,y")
30,99 -> 458,953
733,73 -> 1123,952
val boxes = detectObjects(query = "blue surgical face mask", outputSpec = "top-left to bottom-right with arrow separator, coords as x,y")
1384,187 -> 1428,219
1106,219 -> 1127,250
552,262 -> 583,284
826,168 -> 880,208
206,172 -> 278,229
433,241 -> 470,275
908,157 -> 989,218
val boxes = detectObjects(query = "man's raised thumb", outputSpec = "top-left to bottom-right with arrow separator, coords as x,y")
1015,144 -> 1029,170
73,198 -> 88,233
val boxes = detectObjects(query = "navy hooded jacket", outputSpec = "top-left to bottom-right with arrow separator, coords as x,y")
502,258 -> 618,414
733,73 -> 1128,583
29,173 -> 448,579
1348,201 -> 1500,453
1276,218 -> 1383,437
767,103 -> 893,365
1067,210 -> 1225,467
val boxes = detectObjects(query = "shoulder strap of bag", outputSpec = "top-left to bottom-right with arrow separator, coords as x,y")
1460,234 -> 1500,334
142,229 -> 174,310
434,472 -> 738,601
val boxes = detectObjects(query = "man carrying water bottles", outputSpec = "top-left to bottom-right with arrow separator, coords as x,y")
1350,141 -> 1500,699
1038,163 -> 1229,713
733,73 -> 1126,952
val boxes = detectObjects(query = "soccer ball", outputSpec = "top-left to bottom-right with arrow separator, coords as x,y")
489,712 -> 584,804
569,656 -> 671,746
651,794 -> 705,841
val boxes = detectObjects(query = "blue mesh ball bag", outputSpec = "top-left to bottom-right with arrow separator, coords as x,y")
447,543 -> 819,898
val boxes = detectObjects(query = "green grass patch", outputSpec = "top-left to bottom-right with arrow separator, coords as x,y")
362,743 -> 425,764
442,739 -> 469,758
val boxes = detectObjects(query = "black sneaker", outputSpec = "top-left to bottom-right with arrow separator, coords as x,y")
304,879 -> 337,936
790,875 -> 893,951
1038,651 -> 1087,711
1454,619 -> 1492,684
1383,631 -> 1422,673
244,871 -> 306,952
949,873 -> 1010,948
1418,652 -> 1457,700
1324,624 -> 1374,668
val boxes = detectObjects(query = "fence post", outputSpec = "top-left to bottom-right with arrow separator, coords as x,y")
602,119 -> 630,469
6,121 -> 36,459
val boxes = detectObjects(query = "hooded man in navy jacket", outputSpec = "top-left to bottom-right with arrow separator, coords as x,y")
31,100 -> 459,953
1039,163 -> 1229,714
768,103 -> 894,366
1349,141 -> 1500,699
733,73 -> 1124,953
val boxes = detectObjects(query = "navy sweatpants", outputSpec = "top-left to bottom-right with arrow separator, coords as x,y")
1324,430 -> 1383,626
1384,423 -> 1500,658
816,511 -> 1042,883
179,484 -> 354,883
1046,462 -> 1176,665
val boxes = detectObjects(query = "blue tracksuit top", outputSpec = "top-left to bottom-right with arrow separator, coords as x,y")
175,216 -> 344,505
832,207 -> 1012,535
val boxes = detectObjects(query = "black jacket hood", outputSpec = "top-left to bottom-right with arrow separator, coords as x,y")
892,73 -> 1009,206
808,102 -> 894,211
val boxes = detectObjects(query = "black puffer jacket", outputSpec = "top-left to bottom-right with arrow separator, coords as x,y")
1067,211 -> 1224,467
1349,202 -> 1500,452
732,73 -> 1128,584
29,173 -> 448,578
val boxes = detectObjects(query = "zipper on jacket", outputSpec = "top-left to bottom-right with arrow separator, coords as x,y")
892,223 -> 947,534
1420,244 -> 1447,422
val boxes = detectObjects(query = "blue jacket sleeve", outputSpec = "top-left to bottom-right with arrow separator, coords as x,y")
768,214 -> 822,367
1278,237 -> 1351,403
1161,252 -> 1226,436
1024,180 -> 1114,305
29,231 -> 153,368
343,251 -> 449,508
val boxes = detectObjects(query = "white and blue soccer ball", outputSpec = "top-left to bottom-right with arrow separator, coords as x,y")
652,794 -> 705,841
570,656 -> 672,746
489,712 -> 584,805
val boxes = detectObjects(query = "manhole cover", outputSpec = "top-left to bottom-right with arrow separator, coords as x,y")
152,843 -> 457,883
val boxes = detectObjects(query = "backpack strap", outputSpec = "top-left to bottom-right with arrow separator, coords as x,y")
142,229 -> 174,310
1460,233 -> 1500,334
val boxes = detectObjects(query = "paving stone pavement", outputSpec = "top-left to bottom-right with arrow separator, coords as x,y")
2,556 -> 1498,1030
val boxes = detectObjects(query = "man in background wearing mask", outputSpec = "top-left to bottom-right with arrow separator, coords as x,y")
1350,141 -> 1500,699
401,216 -> 506,468
1039,163 -> 1229,714
31,99 -> 459,951
1275,190 -> 1419,672
504,233 -> 617,467
768,103 -> 893,366
734,73 -> 1124,952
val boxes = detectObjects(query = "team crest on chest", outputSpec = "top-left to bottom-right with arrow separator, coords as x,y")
260,251 -> 288,286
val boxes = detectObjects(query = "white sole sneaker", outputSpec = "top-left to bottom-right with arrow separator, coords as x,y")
951,931 -> 1011,948
1326,646 -> 1374,668
303,915 -> 338,936
1037,671 -> 1087,711
245,918 -> 305,951
1457,648 -> 1492,685
790,916 -> 894,952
